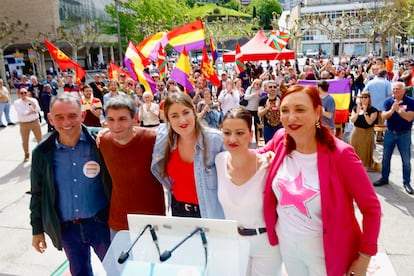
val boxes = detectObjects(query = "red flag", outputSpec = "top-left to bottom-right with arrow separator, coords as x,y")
235,42 -> 246,74
156,45 -> 167,80
44,39 -> 86,86
201,46 -> 220,87
109,61 -> 132,80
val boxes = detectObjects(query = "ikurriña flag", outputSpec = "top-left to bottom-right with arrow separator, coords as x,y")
156,45 -> 168,80
297,79 -> 351,123
44,39 -> 86,85
266,30 -> 291,51
201,46 -> 220,87
124,41 -> 156,93
170,47 -> 194,93
235,42 -> 246,74
167,19 -> 206,53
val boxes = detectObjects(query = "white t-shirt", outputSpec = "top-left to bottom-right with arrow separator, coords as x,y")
272,150 -> 323,239
215,151 -> 267,228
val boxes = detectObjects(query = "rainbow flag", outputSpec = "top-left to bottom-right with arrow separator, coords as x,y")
167,19 -> 206,53
170,47 -> 194,92
137,32 -> 167,62
209,37 -> 218,64
124,41 -> 156,93
297,79 -> 351,123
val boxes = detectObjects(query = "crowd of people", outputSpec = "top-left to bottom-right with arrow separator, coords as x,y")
1,53 -> 412,275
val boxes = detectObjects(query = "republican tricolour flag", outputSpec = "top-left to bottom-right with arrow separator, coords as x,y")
167,19 -> 206,53
209,37 -> 218,64
44,39 -> 86,86
297,79 -> 351,123
170,47 -> 194,93
124,41 -> 156,93
138,32 -> 168,62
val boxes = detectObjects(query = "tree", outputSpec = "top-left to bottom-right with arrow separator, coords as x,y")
303,13 -> 354,57
249,0 -> 282,30
0,17 -> 28,87
103,0 -> 190,47
57,23 -> 100,66
224,0 -> 241,11
349,0 -> 412,56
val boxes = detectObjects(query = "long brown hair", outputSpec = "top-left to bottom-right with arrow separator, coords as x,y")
161,92 -> 209,177
281,85 -> 336,154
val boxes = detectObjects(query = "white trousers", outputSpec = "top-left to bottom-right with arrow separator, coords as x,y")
277,231 -> 327,276
243,233 -> 283,276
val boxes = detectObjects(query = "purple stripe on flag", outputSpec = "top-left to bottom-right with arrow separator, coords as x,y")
173,40 -> 205,53
297,79 -> 351,94
170,68 -> 194,92
123,57 -> 138,81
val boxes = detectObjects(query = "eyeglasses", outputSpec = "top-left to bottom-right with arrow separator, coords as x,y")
268,85 -> 278,88
20,91 -> 27,95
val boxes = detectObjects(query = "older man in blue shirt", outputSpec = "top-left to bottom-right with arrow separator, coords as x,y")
30,94 -> 112,276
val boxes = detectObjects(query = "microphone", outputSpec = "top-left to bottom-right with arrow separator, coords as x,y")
159,227 -> 208,268
118,224 -> 158,264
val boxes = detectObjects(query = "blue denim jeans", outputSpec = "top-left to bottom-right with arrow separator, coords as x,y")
61,217 -> 110,276
382,129 -> 412,185
0,102 -> 12,125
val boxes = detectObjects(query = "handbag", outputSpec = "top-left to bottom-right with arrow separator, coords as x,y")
239,96 -> 248,106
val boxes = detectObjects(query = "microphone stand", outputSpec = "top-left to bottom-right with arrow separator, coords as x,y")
118,224 -> 160,264
159,227 -> 208,270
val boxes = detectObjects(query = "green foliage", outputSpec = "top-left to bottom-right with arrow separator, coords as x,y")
191,2 -> 249,18
101,0 -> 252,49
103,0 -> 191,47
224,0 -> 241,11
249,0 -> 282,29
187,0 -> 196,8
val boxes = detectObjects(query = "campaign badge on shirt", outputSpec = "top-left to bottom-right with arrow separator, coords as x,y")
83,160 -> 100,178
399,105 -> 407,112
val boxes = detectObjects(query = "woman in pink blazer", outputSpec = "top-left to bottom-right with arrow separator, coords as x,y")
257,85 -> 381,276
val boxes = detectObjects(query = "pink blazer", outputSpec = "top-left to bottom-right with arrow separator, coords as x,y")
258,129 -> 381,276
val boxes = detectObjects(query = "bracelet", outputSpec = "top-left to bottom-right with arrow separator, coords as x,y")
359,251 -> 371,259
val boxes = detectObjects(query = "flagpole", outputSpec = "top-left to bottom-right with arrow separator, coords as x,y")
115,0 -> 123,66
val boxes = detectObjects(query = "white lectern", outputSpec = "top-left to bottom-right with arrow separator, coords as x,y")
102,214 -> 249,276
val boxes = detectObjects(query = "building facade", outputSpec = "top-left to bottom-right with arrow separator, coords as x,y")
282,0 -> 393,57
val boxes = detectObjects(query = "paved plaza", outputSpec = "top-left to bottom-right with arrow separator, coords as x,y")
0,90 -> 413,276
